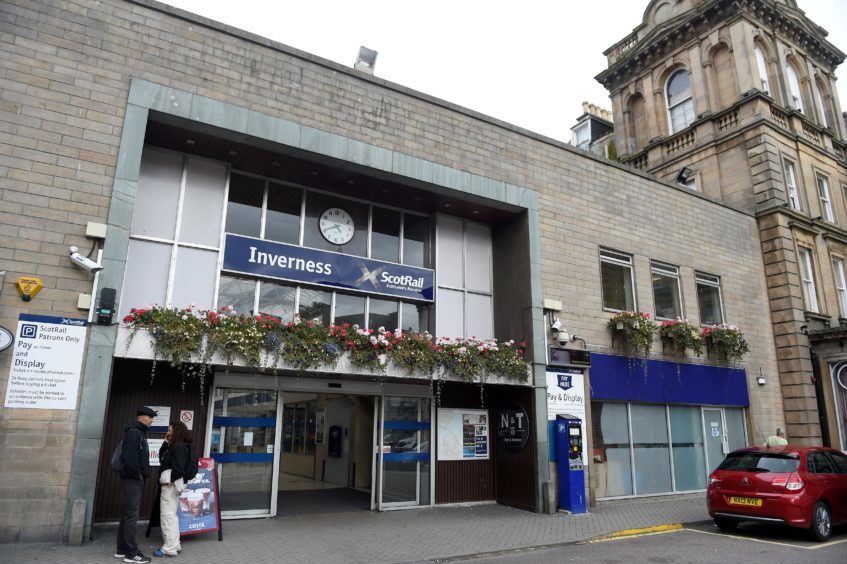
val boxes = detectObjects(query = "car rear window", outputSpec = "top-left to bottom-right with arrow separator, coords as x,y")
718,452 -> 800,473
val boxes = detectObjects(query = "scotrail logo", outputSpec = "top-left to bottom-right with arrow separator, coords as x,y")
354,263 -> 385,289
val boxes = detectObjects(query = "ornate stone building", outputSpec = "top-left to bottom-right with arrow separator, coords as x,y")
597,0 -> 847,447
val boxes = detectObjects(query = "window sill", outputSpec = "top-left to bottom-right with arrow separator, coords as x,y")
803,311 -> 831,329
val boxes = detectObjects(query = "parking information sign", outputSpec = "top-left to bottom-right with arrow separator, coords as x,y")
3,314 -> 88,410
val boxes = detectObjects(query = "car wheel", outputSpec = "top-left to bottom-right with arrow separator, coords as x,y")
809,501 -> 832,542
714,517 -> 739,532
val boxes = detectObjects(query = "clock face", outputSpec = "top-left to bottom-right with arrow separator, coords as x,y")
319,207 -> 355,245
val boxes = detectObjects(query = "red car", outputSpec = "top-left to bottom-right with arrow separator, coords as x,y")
707,446 -> 847,541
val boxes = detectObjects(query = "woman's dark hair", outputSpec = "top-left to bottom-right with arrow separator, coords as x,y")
169,420 -> 193,445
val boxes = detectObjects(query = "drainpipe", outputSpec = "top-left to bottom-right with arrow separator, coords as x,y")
809,346 -> 831,447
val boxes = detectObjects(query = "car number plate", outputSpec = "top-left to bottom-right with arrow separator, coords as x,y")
729,496 -> 762,507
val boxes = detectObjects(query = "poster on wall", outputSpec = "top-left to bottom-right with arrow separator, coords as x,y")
3,314 -> 88,410
546,368 -> 587,464
437,409 -> 489,461
178,458 -> 221,538
148,439 -> 164,467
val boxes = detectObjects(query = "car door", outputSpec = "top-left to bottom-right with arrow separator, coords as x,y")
825,450 -> 847,524
807,451 -> 838,518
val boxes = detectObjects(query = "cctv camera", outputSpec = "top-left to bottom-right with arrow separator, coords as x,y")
551,318 -> 562,333
69,246 -> 103,273
557,332 -> 571,345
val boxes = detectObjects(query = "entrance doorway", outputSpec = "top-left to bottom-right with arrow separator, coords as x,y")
207,375 -> 433,519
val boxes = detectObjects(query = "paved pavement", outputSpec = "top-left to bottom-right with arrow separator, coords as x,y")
0,494 -> 711,564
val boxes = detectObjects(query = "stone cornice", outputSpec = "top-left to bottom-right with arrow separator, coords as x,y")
596,0 -> 846,91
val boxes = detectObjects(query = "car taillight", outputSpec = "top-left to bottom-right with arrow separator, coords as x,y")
708,475 -> 720,486
785,472 -> 804,491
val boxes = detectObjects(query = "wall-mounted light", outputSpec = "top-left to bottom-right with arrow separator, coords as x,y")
354,46 -> 378,75
675,167 -> 694,184
757,368 -> 766,386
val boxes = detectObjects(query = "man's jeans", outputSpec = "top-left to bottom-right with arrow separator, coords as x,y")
117,477 -> 144,556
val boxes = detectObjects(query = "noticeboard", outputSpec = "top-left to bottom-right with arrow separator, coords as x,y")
178,458 -> 221,538
436,409 -> 489,461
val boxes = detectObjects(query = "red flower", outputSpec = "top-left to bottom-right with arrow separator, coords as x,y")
123,315 -> 134,323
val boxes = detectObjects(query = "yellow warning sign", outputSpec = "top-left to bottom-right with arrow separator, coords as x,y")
15,276 -> 43,302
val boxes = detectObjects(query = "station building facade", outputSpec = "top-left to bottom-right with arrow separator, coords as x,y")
0,0 -> 779,544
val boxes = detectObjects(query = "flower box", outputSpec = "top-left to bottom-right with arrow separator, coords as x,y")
607,311 -> 655,356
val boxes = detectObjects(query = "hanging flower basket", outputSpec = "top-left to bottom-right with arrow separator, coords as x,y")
702,323 -> 749,361
659,318 -> 704,356
607,311 -> 655,356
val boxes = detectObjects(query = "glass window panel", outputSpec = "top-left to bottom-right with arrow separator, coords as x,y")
724,408 -> 747,452
601,260 -> 634,311
403,214 -> 431,268
784,160 -> 800,210
133,147 -> 180,239
696,275 -> 723,325
120,239 -> 172,318
217,275 -> 256,316
172,246 -> 218,311
465,222 -> 492,293
667,71 -> 691,107
652,267 -> 682,319
305,402 -> 317,456
755,47 -> 769,93
382,397 -> 430,505
833,258 -> 847,318
369,297 -> 398,331
282,405 -> 294,452
799,247 -> 819,313
593,402 -> 632,497
401,302 -> 429,334
265,182 -> 302,244
334,293 -> 365,327
466,293 -> 493,340
257,282 -> 296,322
437,215 -> 464,287
225,173 -> 264,238
786,64 -> 804,112
298,287 -> 332,326
303,192 -> 367,256
180,157 -> 227,246
436,288 -> 464,339
630,404 -> 672,495
669,406 -> 706,491
371,206 -> 400,263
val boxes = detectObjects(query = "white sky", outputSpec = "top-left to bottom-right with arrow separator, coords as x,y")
164,0 -> 846,143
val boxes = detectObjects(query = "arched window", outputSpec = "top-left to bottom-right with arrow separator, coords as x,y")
785,64 -> 804,112
666,70 -> 695,133
814,79 -> 830,128
755,47 -> 769,94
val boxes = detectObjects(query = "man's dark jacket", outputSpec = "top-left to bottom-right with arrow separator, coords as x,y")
119,420 -> 150,480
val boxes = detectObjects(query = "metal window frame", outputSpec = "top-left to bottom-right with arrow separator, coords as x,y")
650,260 -> 683,320
695,271 -> 724,325
665,69 -> 694,134
600,249 -> 637,312
798,246 -> 820,313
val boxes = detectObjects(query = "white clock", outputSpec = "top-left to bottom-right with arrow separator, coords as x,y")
319,207 -> 355,245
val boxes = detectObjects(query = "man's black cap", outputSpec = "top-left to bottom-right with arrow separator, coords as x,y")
137,406 -> 157,417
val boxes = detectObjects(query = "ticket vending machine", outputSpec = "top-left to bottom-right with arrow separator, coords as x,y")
555,414 -> 586,513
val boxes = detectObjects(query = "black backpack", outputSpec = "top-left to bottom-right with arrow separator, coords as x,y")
110,439 -> 124,473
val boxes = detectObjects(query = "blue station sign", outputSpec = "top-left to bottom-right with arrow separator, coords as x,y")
222,234 -> 434,302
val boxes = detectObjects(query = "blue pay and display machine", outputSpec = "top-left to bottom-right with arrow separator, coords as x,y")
555,415 -> 586,513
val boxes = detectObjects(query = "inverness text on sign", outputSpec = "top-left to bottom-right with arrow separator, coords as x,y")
222,234 -> 434,302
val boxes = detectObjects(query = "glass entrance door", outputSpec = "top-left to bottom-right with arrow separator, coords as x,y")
702,407 -> 727,474
210,387 -> 280,516
377,396 -> 431,509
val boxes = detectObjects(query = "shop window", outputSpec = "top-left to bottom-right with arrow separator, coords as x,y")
631,404 -> 672,494
666,70 -> 695,133
368,297 -> 398,331
435,215 -> 494,339
695,272 -> 723,325
798,246 -> 819,313
131,147 -> 180,239
651,261 -> 682,320
600,249 -> 635,311
783,159 -> 801,210
217,275 -> 256,316
833,257 -> 847,318
225,173 -> 264,238
786,63 -> 804,113
371,206 -> 401,263
258,282 -> 296,322
669,406 -> 706,491
299,287 -> 332,325
755,46 -> 770,94
303,191 -> 368,257
817,174 -> 834,222
403,213 -> 431,268
592,402 -> 633,497
334,293 -> 365,327
265,182 -> 302,244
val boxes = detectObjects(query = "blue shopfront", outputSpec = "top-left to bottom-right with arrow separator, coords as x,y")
588,353 -> 749,499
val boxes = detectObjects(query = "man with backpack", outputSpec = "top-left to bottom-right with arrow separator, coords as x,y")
114,406 -> 156,564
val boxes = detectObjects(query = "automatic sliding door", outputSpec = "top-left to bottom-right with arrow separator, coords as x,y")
378,396 -> 431,508
211,387 -> 278,516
